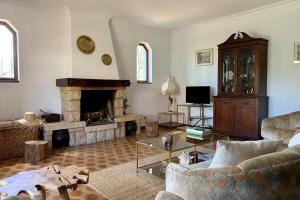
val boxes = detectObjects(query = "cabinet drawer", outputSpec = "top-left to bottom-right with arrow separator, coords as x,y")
214,98 -> 233,105
235,99 -> 257,107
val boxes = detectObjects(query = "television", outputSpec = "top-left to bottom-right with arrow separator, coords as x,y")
186,86 -> 211,104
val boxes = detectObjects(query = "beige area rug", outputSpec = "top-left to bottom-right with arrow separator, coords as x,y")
88,154 -> 167,200
89,146 -> 214,200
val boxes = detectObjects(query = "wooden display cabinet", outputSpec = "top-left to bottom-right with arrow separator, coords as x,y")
213,32 -> 268,139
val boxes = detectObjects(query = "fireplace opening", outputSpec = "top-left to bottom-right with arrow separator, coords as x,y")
80,90 -> 115,126
52,129 -> 70,149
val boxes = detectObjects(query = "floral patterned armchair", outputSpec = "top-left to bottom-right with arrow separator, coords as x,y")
156,145 -> 300,200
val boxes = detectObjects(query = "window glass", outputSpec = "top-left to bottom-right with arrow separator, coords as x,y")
137,45 -> 147,81
136,42 -> 152,83
0,21 -> 18,82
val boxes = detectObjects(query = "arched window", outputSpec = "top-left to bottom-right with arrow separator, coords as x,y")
136,42 -> 152,83
0,20 -> 18,82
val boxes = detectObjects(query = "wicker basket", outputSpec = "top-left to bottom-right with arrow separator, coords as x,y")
0,121 -> 42,160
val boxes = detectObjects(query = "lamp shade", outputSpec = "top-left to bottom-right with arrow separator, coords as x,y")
161,76 -> 177,95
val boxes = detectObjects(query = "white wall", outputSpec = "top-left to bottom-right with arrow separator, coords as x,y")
0,1 -> 170,121
4,0 -> 298,122
171,1 -> 300,117
110,20 -> 171,118
0,2 -> 121,121
0,2 -> 70,120
70,10 -> 119,79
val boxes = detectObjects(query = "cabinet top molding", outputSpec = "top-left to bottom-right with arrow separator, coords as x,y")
218,32 -> 268,48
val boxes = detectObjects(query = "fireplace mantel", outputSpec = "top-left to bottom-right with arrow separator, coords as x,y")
56,78 -> 131,88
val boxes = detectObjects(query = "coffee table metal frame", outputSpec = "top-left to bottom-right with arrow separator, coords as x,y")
136,138 -> 196,173
136,133 -> 229,173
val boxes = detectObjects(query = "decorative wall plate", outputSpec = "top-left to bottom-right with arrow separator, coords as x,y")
102,54 -> 112,65
77,35 -> 95,54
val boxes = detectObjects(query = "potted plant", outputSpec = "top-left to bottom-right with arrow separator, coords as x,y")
123,97 -> 131,114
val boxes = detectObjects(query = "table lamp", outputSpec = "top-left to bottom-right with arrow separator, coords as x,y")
161,75 -> 178,112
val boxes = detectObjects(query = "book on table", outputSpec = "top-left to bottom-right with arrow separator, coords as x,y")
186,128 -> 211,140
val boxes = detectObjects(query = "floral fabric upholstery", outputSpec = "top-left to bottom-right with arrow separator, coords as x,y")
162,144 -> 300,200
155,191 -> 184,200
261,111 -> 300,142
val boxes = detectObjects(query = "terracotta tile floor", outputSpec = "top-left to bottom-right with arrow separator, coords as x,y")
0,131 -> 164,200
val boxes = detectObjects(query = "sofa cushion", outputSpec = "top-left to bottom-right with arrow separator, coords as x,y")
288,132 -> 300,147
289,111 -> 300,130
282,144 -> 300,154
209,140 -> 284,168
274,114 -> 290,130
262,128 -> 294,142
274,129 -> 296,143
238,145 -> 300,172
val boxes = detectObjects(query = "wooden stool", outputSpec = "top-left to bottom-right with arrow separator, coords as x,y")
145,121 -> 159,137
25,140 -> 48,163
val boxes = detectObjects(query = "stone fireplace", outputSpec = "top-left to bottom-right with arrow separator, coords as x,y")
42,78 -> 142,148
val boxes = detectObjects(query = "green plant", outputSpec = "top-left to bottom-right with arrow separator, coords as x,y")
123,97 -> 131,114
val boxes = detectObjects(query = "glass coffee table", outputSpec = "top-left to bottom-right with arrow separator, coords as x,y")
136,134 -> 196,173
136,131 -> 229,174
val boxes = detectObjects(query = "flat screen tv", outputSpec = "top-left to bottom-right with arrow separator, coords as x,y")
186,86 -> 210,104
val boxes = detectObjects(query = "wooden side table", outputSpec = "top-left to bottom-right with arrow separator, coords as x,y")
177,104 -> 213,128
25,141 -> 48,163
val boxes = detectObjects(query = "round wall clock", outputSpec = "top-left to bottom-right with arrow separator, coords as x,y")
77,35 -> 95,54
102,54 -> 112,65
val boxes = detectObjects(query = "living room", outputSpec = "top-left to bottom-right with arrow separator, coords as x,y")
0,0 -> 300,199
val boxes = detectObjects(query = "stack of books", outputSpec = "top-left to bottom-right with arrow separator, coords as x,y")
186,128 -> 203,140
186,128 -> 210,140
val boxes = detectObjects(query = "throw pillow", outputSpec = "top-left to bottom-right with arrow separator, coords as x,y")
209,140 -> 284,168
288,132 -> 300,147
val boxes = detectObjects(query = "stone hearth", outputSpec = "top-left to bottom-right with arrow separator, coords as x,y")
43,78 -> 142,148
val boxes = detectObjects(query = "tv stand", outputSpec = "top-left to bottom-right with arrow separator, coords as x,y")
177,103 -> 213,128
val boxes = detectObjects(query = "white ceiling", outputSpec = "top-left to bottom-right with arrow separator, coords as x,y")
6,0 -> 288,29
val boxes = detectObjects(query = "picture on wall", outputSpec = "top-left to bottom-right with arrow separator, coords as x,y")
294,42 -> 300,64
196,49 -> 213,66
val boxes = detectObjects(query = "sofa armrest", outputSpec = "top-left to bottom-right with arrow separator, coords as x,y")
166,163 -> 241,199
295,129 -> 300,135
186,160 -> 212,170
261,118 -> 276,140
261,127 -> 276,140
167,163 -> 189,173
155,191 -> 184,200
261,117 -> 275,129
262,128 -> 295,143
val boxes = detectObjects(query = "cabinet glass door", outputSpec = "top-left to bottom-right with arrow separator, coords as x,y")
239,47 -> 255,95
221,49 -> 236,94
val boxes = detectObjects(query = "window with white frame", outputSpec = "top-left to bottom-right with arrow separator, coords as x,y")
136,42 -> 152,83
0,20 -> 18,82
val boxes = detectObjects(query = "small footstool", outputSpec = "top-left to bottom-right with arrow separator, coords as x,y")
24,140 -> 48,163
